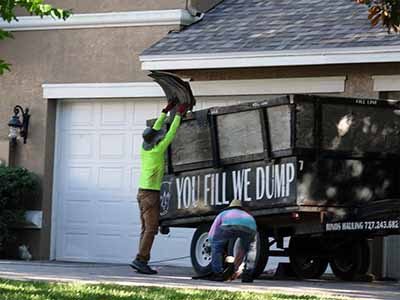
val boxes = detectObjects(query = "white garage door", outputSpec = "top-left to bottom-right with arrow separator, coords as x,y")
54,98 -> 239,264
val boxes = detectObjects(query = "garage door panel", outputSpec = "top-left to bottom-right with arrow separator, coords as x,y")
168,228 -> 195,239
127,225 -> 142,237
62,222 -> 91,232
152,236 -> 191,265
66,133 -> 95,159
128,209 -> 141,227
64,233 -> 89,258
73,190 -> 133,200
93,234 -> 124,259
67,167 -> 93,191
99,134 -> 126,159
100,102 -> 128,126
64,202 -> 92,225
133,102 -> 159,125
97,167 -> 124,190
94,225 -> 123,235
132,134 -> 143,160
61,102 -> 96,129
56,99 -> 225,265
63,233 -> 90,258
95,203 -> 125,226
130,167 -> 141,192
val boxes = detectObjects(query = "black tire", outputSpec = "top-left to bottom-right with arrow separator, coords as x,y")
227,231 -> 269,279
190,224 -> 212,275
289,236 -> 329,279
330,238 -> 370,281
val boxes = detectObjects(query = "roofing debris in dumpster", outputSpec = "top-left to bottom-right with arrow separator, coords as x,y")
154,94 -> 400,222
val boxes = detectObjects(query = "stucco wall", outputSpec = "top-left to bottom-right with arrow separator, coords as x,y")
45,0 -> 221,14
0,21 -> 179,259
0,141 -> 9,166
26,1 -> 187,14
16,0 -> 221,15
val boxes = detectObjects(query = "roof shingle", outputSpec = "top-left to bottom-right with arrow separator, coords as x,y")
142,0 -> 400,56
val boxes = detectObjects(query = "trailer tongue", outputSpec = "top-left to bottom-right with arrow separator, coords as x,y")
154,94 -> 400,280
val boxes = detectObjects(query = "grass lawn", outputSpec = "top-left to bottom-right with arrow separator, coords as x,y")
0,279 -> 342,300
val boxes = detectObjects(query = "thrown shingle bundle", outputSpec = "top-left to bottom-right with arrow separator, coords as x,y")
149,71 -> 196,111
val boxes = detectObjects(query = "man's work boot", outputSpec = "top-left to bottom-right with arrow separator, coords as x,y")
130,259 -> 158,275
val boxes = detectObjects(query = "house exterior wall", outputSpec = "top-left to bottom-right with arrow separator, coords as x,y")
2,1 -> 400,265
0,2 -> 185,259
44,1 -> 218,14
32,1 -> 188,13
0,141 -> 9,166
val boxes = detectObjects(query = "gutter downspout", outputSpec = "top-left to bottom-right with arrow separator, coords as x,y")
180,8 -> 204,26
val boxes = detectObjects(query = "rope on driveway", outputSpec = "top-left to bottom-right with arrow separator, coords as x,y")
149,255 -> 191,265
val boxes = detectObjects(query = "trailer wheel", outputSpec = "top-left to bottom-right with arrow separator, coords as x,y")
227,231 -> 269,278
330,239 -> 370,281
289,237 -> 328,279
190,224 -> 212,275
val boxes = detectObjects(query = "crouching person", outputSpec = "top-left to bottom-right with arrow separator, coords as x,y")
208,199 -> 257,282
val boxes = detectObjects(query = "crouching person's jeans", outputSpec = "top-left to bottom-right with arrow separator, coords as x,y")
210,228 -> 256,274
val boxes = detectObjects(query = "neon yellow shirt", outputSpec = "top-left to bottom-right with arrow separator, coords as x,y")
138,112 -> 181,191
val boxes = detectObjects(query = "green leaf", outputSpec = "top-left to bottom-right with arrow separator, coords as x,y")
40,4 -> 53,13
0,29 -> 13,40
0,60 -> 11,75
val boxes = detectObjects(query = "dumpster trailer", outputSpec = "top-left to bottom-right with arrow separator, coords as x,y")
154,94 -> 400,281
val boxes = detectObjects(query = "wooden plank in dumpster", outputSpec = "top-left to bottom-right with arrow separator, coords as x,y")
159,157 -> 297,220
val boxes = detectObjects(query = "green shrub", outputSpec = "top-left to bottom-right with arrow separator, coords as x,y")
0,166 -> 40,252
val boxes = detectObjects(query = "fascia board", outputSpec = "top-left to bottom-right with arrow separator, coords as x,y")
42,77 -> 345,99
140,46 -> 400,70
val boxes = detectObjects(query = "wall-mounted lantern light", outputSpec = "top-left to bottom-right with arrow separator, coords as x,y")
8,105 -> 30,144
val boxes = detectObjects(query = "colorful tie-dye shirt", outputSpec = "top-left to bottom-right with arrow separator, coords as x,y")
208,208 -> 257,241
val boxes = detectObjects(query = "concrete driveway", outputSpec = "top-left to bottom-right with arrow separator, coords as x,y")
0,260 -> 399,300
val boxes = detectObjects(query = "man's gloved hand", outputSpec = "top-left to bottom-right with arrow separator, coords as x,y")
177,104 -> 189,115
162,101 -> 176,113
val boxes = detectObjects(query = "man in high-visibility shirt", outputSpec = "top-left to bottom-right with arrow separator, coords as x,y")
130,102 -> 187,275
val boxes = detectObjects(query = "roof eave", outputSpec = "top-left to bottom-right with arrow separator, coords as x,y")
140,46 -> 400,70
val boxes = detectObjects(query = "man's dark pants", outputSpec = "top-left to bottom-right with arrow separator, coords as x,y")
136,189 -> 160,263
